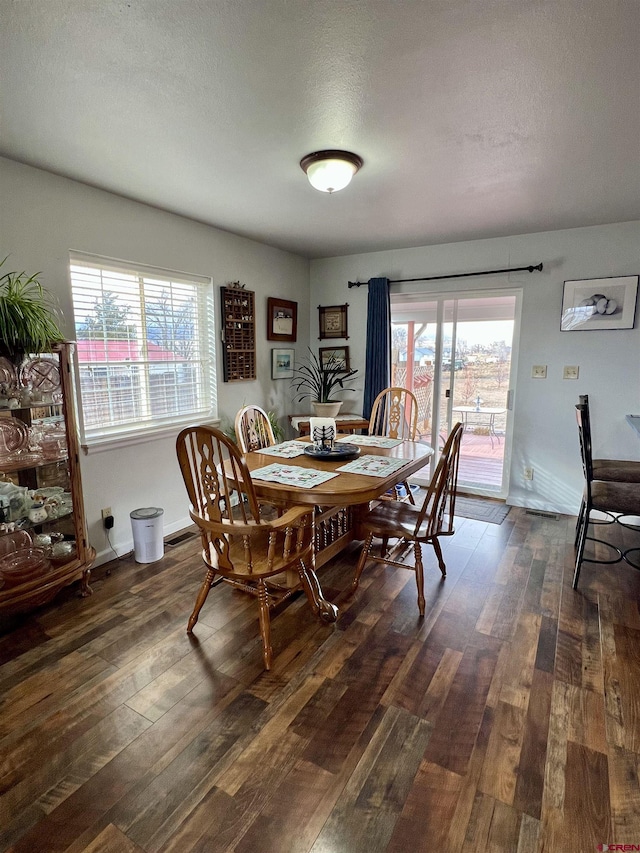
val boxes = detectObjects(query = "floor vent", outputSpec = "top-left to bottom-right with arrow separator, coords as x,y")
165,530 -> 199,547
525,509 -> 559,520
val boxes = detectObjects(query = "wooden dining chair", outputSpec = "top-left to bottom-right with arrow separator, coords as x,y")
369,386 -> 421,503
176,425 -> 337,669
234,405 -> 276,454
351,421 -> 463,615
573,403 -> 640,589
574,395 -> 640,547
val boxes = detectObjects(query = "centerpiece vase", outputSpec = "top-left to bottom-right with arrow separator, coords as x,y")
311,401 -> 342,418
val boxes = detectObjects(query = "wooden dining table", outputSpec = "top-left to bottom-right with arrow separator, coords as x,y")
239,436 -> 434,568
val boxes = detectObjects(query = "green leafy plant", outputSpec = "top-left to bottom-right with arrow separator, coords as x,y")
0,258 -> 64,364
291,348 -> 358,403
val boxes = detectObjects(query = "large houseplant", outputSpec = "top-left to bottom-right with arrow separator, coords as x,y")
0,259 -> 64,368
291,348 -> 358,417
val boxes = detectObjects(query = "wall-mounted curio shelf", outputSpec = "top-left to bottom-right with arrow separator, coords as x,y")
221,285 -> 256,381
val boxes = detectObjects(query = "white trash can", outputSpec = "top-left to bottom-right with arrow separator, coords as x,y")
130,507 -> 164,563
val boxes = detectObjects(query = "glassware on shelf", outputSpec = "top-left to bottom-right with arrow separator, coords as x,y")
0,419 -> 30,459
0,547 -> 52,588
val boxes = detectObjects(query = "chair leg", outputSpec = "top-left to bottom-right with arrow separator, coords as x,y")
351,532 -> 375,593
257,580 -> 273,670
413,541 -> 426,616
297,559 -> 339,623
187,567 -> 216,633
381,536 -> 389,556
431,536 -> 447,576
573,507 -> 590,589
574,496 -> 586,547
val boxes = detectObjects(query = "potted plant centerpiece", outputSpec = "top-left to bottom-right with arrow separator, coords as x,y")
0,259 -> 64,374
291,348 -> 358,417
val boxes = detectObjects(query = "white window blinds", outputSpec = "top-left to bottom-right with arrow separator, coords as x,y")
69,253 -> 215,446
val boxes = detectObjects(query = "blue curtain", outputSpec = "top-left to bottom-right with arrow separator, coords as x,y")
363,277 -> 391,419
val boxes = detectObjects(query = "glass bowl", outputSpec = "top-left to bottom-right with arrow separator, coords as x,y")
0,547 -> 51,587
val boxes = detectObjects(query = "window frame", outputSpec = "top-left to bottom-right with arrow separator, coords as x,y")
69,252 -> 217,452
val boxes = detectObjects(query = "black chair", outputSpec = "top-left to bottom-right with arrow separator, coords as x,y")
574,395 -> 640,547
573,403 -> 640,589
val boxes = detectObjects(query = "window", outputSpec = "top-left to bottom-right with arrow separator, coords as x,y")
69,252 -> 215,447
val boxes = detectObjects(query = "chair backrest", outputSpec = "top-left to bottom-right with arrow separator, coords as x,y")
575,402 -> 594,492
176,425 -> 313,577
235,405 -> 276,454
369,387 -> 419,440
414,422 -> 464,537
177,424 -> 262,524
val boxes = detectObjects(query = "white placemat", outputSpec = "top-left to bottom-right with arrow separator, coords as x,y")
335,434 -> 403,448
250,463 -> 339,488
336,454 -> 410,477
259,441 -> 308,458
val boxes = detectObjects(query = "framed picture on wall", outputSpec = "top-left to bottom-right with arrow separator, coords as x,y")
319,346 -> 350,372
318,304 -> 349,339
267,298 -> 297,342
271,347 -> 295,379
560,275 -> 638,331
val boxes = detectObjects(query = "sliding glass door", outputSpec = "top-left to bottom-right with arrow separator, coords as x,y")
390,289 -> 521,497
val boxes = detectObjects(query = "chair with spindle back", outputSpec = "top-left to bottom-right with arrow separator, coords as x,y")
234,405 -> 276,454
351,421 -> 463,615
176,425 -> 337,669
369,386 -> 421,503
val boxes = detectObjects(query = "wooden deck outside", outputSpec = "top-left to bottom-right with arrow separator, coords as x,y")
420,427 -> 505,491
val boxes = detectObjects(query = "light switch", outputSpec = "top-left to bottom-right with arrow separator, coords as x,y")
531,365 -> 547,379
563,365 -> 579,380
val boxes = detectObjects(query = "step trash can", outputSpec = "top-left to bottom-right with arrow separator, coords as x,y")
130,507 -> 164,563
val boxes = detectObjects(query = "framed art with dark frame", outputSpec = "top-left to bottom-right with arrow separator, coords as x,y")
267,298 -> 297,342
560,275 -> 638,331
319,346 -> 350,372
271,347 -> 295,379
318,303 -> 349,340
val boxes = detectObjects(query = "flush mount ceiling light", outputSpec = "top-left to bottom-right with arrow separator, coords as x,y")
300,150 -> 363,193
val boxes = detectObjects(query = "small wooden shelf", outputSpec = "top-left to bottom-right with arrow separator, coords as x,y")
221,286 -> 256,381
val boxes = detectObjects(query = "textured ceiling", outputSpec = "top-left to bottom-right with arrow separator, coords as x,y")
1,0 -> 639,258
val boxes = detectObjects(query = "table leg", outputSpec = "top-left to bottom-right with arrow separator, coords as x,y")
297,559 -> 338,623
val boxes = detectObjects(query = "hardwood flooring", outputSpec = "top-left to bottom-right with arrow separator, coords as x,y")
1,508 -> 640,852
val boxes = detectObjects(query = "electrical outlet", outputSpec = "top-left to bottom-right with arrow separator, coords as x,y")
101,507 -> 112,519
524,467 -> 534,480
563,365 -> 579,380
531,365 -> 547,379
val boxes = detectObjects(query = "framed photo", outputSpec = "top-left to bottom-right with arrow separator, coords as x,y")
319,346 -> 350,372
561,276 -> 638,331
318,303 -> 349,340
271,347 -> 295,379
267,298 -> 297,342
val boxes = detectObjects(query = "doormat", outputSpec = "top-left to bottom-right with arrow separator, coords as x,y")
454,496 -> 511,524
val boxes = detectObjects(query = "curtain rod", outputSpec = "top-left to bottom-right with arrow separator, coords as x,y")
347,262 -> 543,288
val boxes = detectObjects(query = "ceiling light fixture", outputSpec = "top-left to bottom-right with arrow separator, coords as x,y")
300,150 -> 363,193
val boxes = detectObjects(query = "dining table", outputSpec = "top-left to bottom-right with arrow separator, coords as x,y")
237,434 -> 434,569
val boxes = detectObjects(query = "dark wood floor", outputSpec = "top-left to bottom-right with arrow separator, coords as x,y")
1,508 -> 640,852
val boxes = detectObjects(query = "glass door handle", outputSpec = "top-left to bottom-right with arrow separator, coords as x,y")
507,389 -> 514,410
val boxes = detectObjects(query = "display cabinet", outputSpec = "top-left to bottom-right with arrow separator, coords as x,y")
220,285 -> 256,381
0,342 -> 95,613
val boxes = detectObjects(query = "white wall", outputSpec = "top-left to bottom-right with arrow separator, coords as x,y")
0,157 -> 309,563
310,222 -> 640,515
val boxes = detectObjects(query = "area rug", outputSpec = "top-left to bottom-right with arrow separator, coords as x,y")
454,496 -> 511,524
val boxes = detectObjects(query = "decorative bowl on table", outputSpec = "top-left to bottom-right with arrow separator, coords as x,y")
304,443 -> 361,461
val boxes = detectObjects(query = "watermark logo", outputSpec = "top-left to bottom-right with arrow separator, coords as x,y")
597,845 -> 640,851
